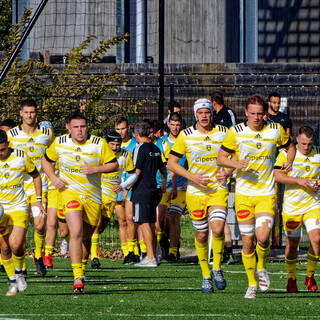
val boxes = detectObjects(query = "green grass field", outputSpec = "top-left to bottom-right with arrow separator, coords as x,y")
0,257 -> 319,320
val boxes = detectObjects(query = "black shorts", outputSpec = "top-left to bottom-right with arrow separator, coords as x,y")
133,202 -> 157,223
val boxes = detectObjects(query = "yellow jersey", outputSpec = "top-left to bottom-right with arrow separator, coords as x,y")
275,147 -> 320,215
170,124 -> 228,196
45,134 -> 116,204
221,121 -> 290,196
7,125 -> 54,196
101,148 -> 135,201
0,149 -> 36,204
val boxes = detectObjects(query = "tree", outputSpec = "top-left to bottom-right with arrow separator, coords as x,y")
0,0 -> 11,51
0,8 -> 143,136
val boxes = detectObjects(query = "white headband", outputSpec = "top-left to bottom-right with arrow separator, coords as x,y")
194,98 -> 213,121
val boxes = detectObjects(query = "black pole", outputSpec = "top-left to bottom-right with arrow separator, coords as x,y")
158,0 -> 164,123
0,0 -> 49,85
169,83 -> 174,113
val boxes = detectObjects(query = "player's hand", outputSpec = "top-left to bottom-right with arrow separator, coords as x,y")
282,162 -> 293,172
170,187 -> 177,200
215,169 -> 228,185
121,189 -> 128,201
112,185 -> 123,194
298,178 -> 315,190
237,159 -> 249,170
52,176 -> 67,189
81,161 -> 97,174
34,202 -> 47,216
191,173 -> 209,189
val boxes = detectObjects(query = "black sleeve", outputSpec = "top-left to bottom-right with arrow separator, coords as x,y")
135,146 -> 145,170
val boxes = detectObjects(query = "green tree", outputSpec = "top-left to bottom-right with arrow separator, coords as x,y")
0,8 -> 143,136
0,0 -> 11,51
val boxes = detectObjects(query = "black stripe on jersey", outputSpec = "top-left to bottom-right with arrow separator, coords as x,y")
234,124 -> 243,133
44,152 -> 55,163
127,168 -> 136,174
279,137 -> 291,149
92,136 -> 101,145
104,157 -> 117,164
170,150 -> 183,158
316,146 -> 320,154
183,128 -> 192,136
270,122 -> 278,130
221,145 -> 235,153
28,167 -> 39,176
10,128 -> 19,137
274,166 -> 282,170
121,149 -> 128,157
41,127 -> 50,135
15,149 -> 25,157
59,136 -> 67,144
218,125 -> 227,133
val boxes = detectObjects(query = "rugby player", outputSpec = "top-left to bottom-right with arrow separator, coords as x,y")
217,94 -> 295,298
7,100 -> 54,277
90,130 -> 135,268
42,112 -> 118,292
0,129 -> 44,295
114,117 -> 140,263
168,98 -> 230,293
274,126 -> 320,292
162,112 -> 187,261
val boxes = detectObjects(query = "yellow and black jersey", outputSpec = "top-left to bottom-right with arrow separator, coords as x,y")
45,134 -> 116,203
0,149 -> 36,204
221,121 -> 290,196
275,147 -> 320,215
7,124 -> 54,196
170,123 -> 228,196
101,148 -> 135,200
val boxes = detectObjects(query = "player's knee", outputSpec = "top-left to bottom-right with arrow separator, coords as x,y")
209,209 -> 227,223
239,224 -> 255,236
192,219 -> 209,234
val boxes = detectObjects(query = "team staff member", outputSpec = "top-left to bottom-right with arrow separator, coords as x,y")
42,112 -> 118,292
0,130 -> 43,295
7,100 -> 54,277
90,131 -> 135,269
274,126 -> 320,293
125,121 -> 166,267
217,94 -> 295,299
168,98 -> 230,293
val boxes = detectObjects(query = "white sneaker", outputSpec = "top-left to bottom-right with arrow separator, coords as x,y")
134,257 -> 157,267
60,239 -> 69,256
244,285 -> 257,299
258,269 -> 270,292
16,273 -> 27,292
6,282 -> 18,296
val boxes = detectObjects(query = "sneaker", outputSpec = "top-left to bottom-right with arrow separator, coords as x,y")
227,253 -> 236,265
212,269 -> 226,290
305,275 -> 318,292
123,254 -> 130,265
73,277 -> 84,293
287,278 -> 298,293
127,251 -> 138,264
6,282 -> 18,296
134,256 -> 157,267
44,255 -> 53,268
34,257 -> 46,277
244,285 -> 257,299
91,257 -> 101,269
257,269 -> 270,292
16,273 -> 27,292
140,252 -> 147,261
166,253 -> 178,263
60,239 -> 69,256
202,277 -> 214,293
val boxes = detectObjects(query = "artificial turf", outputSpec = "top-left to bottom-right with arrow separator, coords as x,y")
0,257 -> 319,320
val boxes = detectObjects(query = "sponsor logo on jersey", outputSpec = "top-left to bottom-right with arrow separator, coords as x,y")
3,163 -> 9,168
237,210 -> 250,219
76,155 -> 81,161
206,145 -> 212,151
66,200 -> 80,209
204,136 -> 210,141
306,165 -> 310,172
286,221 -> 300,230
256,142 -> 262,149
58,209 -> 65,218
192,209 -> 205,219
28,138 -> 34,143
4,172 -> 9,179
305,157 -> 310,162
255,134 -> 262,139
76,147 -> 81,152
29,146 -> 35,152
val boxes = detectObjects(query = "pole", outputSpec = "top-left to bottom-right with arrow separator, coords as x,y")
0,0 -> 49,85
158,0 -> 164,123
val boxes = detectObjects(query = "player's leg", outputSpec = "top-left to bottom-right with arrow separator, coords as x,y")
115,203 -> 128,262
125,200 -> 139,263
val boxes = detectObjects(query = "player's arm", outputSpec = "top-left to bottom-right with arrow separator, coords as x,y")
159,164 -> 167,193
216,148 -> 248,170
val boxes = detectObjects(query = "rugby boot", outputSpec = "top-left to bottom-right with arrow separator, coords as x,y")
305,275 -> 318,292
44,255 -> 53,268
286,278 -> 298,293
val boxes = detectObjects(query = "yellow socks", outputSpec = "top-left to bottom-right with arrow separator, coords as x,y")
45,245 -> 54,256
286,257 -> 297,280
169,247 -> 178,257
82,259 -> 88,273
127,239 -> 135,253
242,251 -> 257,287
121,242 -> 129,257
34,232 -> 45,259
139,240 -> 147,254
307,252 -> 319,278
13,254 -> 25,272
157,232 -> 164,244
2,258 -> 15,281
212,235 -> 225,270
195,238 -> 210,278
72,263 -> 83,280
256,243 -> 270,271
91,233 -> 99,259
133,241 -> 140,256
